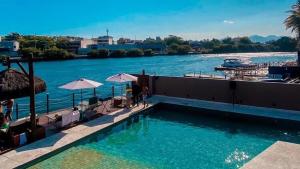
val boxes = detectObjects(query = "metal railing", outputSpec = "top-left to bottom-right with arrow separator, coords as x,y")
13,90 -> 99,120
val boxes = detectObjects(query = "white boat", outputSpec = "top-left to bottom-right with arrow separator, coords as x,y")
221,58 -> 253,68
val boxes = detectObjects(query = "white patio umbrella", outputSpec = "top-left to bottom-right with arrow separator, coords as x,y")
106,73 -> 138,97
59,78 -> 103,102
106,73 -> 138,83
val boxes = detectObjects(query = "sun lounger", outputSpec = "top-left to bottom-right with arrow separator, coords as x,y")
54,110 -> 81,128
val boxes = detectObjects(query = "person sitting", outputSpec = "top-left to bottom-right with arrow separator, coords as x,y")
125,85 -> 132,109
0,113 -> 9,134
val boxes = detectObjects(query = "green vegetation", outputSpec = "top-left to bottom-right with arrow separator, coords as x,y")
87,49 -> 109,58
3,33 -> 73,60
284,0 -> 300,64
110,50 -> 127,57
43,47 -> 74,60
126,49 -> 144,57
144,49 -> 154,56
1,33 -> 298,61
194,36 -> 297,54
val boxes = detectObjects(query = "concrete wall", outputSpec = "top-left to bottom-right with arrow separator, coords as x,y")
152,76 -> 300,111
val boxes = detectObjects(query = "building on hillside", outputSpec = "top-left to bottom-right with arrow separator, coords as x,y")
94,36 -> 113,45
117,38 -> 143,45
117,38 -> 135,44
62,39 -> 97,54
0,41 -> 20,57
78,43 -> 167,55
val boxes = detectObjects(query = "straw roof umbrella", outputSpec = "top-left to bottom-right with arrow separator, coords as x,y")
0,68 -> 47,101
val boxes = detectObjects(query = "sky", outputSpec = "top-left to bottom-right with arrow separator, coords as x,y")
0,0 -> 297,40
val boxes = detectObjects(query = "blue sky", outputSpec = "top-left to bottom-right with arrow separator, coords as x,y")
0,0 -> 297,40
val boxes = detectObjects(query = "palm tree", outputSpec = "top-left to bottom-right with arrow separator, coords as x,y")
285,0 -> 300,65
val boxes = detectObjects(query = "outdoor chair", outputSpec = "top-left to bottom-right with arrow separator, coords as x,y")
99,97 -> 112,113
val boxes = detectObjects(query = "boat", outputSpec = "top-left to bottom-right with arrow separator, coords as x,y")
215,58 -> 256,71
221,58 -> 253,68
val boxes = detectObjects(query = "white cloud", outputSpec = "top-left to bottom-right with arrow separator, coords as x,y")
223,20 -> 235,24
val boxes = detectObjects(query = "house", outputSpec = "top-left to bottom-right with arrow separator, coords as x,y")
0,41 -> 20,57
95,36 -> 113,45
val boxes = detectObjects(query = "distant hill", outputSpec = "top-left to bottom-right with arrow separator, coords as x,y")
249,35 -> 282,43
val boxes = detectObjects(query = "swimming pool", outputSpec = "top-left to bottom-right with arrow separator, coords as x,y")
28,104 -> 300,169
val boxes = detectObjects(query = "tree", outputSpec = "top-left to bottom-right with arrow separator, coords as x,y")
285,0 -> 300,64
20,47 -> 42,58
87,50 -> 98,58
110,50 -> 127,57
269,37 -> 297,52
177,45 -> 192,54
237,37 -> 252,45
126,49 -> 144,57
164,35 -> 184,46
98,49 -> 109,58
43,47 -> 74,60
4,32 -> 21,41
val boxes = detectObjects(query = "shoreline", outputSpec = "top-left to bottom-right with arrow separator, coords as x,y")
7,51 -> 297,63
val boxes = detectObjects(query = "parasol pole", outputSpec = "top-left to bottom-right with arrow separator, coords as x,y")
81,89 -> 83,103
29,53 -> 36,130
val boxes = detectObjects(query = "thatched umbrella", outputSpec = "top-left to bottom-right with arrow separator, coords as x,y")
0,68 -> 47,101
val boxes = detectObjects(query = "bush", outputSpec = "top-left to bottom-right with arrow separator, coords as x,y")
87,49 -> 109,58
110,50 -> 127,57
43,47 -> 74,60
144,49 -> 154,56
87,50 -> 98,57
20,47 -> 42,58
177,45 -> 192,54
167,49 -> 178,55
98,49 -> 109,58
126,49 -> 144,57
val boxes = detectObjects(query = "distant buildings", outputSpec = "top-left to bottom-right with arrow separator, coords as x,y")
78,36 -> 166,55
94,36 -> 113,45
66,38 -> 97,54
0,39 -> 20,57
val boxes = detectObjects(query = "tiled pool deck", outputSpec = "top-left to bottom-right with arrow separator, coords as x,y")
0,103 -> 154,169
1,95 -> 300,169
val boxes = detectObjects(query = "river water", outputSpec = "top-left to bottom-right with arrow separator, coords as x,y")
0,52 -> 296,118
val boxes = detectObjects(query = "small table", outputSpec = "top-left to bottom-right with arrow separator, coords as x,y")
113,96 -> 127,107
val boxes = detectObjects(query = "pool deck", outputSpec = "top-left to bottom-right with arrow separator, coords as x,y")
149,95 -> 300,122
241,141 -> 300,169
2,95 -> 300,169
0,103 -> 154,169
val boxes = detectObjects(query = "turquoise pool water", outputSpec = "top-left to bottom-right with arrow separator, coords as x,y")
29,106 -> 300,169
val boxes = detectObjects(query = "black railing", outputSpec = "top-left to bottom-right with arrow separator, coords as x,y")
13,90 -> 101,120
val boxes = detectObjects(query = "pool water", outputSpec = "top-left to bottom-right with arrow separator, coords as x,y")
29,106 -> 300,169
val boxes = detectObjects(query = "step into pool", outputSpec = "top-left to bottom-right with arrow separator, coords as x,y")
27,104 -> 300,169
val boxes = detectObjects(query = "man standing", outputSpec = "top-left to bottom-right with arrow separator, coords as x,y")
132,82 -> 141,106
5,99 -> 14,121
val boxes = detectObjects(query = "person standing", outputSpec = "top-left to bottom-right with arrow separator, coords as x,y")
5,99 -> 14,121
0,102 -> 3,114
132,82 -> 141,106
142,86 -> 149,108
